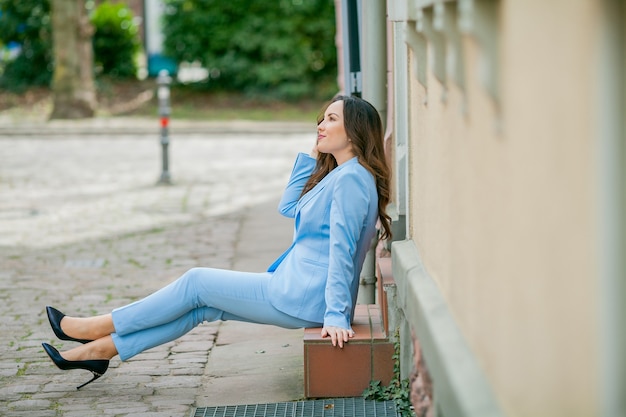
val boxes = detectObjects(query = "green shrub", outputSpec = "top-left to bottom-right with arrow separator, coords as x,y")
162,0 -> 338,100
0,0 -> 53,91
91,1 -> 140,78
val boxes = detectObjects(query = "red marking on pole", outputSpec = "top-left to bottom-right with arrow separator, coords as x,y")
161,117 -> 169,128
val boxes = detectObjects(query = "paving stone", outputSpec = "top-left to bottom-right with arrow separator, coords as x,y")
41,383 -> 86,393
62,412 -> 105,417
123,365 -> 172,376
31,391 -> 68,401
146,376 -> 203,389
169,355 -> 209,364
57,397 -> 98,408
148,396 -> 197,407
143,404 -> 191,414
171,367 -> 205,376
171,341 -> 216,353
5,411 -> 58,417
0,369 -> 17,377
0,384 -> 40,394
8,398 -> 52,410
100,405 -> 152,414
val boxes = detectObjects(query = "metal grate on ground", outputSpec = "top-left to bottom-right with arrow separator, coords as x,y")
191,397 -> 399,417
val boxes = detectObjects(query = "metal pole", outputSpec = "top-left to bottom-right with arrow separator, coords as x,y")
157,69 -> 172,185
357,0 -> 388,305
357,234 -> 379,305
342,0 -> 362,97
361,0 -> 387,126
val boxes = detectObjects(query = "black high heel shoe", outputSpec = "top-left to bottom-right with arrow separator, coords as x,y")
46,306 -> 92,344
42,343 -> 109,390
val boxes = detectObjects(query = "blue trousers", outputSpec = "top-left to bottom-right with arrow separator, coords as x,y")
110,267 -> 321,360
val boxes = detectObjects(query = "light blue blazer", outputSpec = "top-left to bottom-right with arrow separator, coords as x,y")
267,153 -> 379,330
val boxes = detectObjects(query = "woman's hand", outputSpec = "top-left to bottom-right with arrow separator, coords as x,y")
321,326 -> 354,348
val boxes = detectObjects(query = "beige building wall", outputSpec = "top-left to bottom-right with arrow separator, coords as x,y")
392,1 -> 614,416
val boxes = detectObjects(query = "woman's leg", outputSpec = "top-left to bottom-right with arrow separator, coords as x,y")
111,306 -> 220,360
61,336 -> 118,361
107,267 -> 319,360
57,267 -> 255,343
53,267 -> 319,361
57,314 -> 115,342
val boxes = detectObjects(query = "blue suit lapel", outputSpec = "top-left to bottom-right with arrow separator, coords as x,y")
296,178 -> 328,210
296,158 -> 356,211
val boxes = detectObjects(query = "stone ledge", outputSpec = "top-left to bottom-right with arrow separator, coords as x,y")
391,239 -> 505,417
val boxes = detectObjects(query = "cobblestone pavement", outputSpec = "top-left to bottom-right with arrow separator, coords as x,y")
0,129 -> 312,416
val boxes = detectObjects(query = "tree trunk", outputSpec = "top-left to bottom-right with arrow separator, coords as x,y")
50,0 -> 96,119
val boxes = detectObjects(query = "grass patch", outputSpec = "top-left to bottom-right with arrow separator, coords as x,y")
140,89 -> 323,122
1,81 -> 328,122
16,363 -> 27,377
127,258 -> 144,268
20,330 -> 33,340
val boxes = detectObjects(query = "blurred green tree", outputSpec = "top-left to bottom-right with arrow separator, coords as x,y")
162,0 -> 338,100
92,1 -> 140,78
1,0 -> 338,101
0,0 -> 53,91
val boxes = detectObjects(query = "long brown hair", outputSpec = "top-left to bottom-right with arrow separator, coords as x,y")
301,95 -> 392,241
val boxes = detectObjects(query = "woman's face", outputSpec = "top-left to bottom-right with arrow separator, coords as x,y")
317,100 -> 354,165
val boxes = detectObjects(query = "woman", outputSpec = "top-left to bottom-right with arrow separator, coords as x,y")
42,95 -> 392,390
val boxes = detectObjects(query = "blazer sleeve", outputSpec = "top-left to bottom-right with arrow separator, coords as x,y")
323,170 -> 372,329
277,153 -> 317,218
